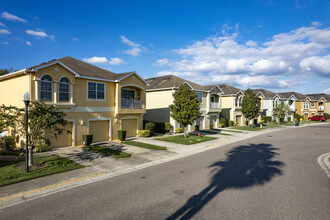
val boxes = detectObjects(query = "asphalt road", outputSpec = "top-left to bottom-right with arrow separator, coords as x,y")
1,124 -> 330,220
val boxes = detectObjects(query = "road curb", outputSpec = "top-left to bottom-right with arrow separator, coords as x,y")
317,153 -> 330,179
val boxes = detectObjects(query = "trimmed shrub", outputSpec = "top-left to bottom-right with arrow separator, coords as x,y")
175,128 -> 183,133
3,136 -> 16,151
195,125 -> 200,131
272,119 -> 276,123
118,130 -> 126,141
145,122 -> 156,135
261,115 -> 272,123
294,113 -> 301,121
220,118 -> 228,127
287,117 -> 291,122
209,124 -> 213,129
165,122 -> 172,132
260,120 -> 265,124
154,122 -> 166,134
324,113 -> 329,119
82,134 -> 93,146
218,123 -> 223,128
229,120 -> 234,126
138,130 -> 150,137
34,142 -> 51,152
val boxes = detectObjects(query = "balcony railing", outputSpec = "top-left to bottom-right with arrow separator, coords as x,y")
210,102 -> 220,109
121,98 -> 143,109
319,106 -> 324,110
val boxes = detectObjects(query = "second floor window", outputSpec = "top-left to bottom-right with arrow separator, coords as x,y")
196,92 -> 203,103
40,75 -> 52,101
59,77 -> 69,102
303,102 -> 308,108
310,101 -> 315,108
88,82 -> 105,100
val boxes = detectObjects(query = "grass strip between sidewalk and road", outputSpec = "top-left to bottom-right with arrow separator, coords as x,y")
124,140 -> 167,150
155,134 -> 217,145
0,155 -> 84,187
83,145 -> 131,158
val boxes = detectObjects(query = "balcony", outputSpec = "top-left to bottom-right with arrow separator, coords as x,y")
319,106 -> 324,111
210,102 -> 220,109
121,98 -> 143,109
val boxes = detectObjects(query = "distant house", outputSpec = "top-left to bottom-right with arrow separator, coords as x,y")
299,93 -> 328,118
0,56 -> 147,147
145,75 -> 223,131
251,89 -> 276,118
219,84 -> 246,126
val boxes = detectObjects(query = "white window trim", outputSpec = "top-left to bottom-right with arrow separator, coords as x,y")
40,74 -> 54,102
58,77 -> 71,103
310,101 -> 315,108
86,81 -> 106,101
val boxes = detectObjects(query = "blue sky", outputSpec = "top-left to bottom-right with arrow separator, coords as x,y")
1,0 -> 330,94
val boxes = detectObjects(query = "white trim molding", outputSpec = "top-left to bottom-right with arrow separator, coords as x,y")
121,84 -> 145,90
65,119 -> 76,146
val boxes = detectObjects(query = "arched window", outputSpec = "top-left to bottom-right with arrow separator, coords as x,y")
59,77 -> 70,102
40,75 -> 52,101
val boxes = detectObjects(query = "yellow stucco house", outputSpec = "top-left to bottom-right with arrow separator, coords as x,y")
296,94 -> 328,119
0,56 -> 147,147
219,84 -> 246,126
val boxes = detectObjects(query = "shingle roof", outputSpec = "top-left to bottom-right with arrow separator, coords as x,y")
146,75 -> 212,91
251,89 -> 276,99
277,92 -> 306,101
306,93 -> 330,101
218,84 -> 241,95
28,56 -> 133,81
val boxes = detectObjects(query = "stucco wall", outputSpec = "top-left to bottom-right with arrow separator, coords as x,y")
0,74 -> 29,108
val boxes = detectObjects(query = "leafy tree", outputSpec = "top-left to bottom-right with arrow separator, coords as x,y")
169,84 -> 202,138
242,89 -> 261,125
0,105 -> 24,140
272,102 -> 290,124
0,68 -> 17,76
26,101 -> 70,165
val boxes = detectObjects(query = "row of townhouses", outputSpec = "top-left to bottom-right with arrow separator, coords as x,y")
0,57 -> 329,147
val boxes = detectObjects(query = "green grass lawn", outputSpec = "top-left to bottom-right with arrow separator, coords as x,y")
0,155 -> 84,187
83,145 -> 131,158
229,126 -> 264,131
155,134 -> 217,145
199,130 -> 232,136
124,140 -> 166,150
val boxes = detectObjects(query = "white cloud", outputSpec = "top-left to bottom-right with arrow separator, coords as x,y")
312,21 -> 321,26
154,58 -> 169,66
1,41 -> 9,45
120,36 -> 144,56
72,37 -> 79,41
26,41 -> 31,46
0,29 -> 10,34
0,22 -> 6,27
324,88 -> 330,94
83,56 -> 109,64
1,12 -> 26,22
158,25 -> 330,89
26,30 -> 47,37
109,57 -> 125,65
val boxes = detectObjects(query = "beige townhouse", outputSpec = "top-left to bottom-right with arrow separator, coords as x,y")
144,75 -> 223,131
0,56 -> 147,147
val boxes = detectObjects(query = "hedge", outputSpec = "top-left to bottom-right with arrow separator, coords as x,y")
118,130 -> 126,141
261,115 -> 272,123
138,130 -> 150,137
175,128 -> 183,133
82,134 -> 93,146
145,122 -> 156,135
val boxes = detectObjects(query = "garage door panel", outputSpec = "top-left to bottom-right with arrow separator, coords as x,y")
48,122 -> 73,147
89,120 -> 109,143
122,119 -> 137,137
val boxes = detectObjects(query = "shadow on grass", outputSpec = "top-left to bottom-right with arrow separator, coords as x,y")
167,143 -> 284,220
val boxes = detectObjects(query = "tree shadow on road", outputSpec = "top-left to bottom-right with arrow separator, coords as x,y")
167,143 -> 284,220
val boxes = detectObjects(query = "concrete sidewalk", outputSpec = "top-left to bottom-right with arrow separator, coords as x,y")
0,122 -> 328,208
